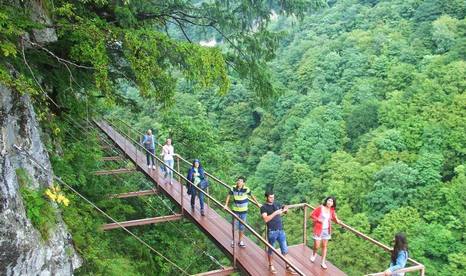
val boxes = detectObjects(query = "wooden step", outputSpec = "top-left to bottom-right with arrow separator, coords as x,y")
102,214 -> 183,230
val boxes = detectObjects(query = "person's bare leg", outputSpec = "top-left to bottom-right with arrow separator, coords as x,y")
311,239 -> 320,262
239,231 -> 244,242
267,254 -> 276,273
313,239 -> 321,255
321,240 -> 328,269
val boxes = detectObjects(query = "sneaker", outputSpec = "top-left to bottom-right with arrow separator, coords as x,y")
148,165 -> 151,169
230,241 -> 234,248
200,209 -> 205,216
310,253 -> 316,263
321,262 -> 328,270
269,265 -> 277,274
238,240 -> 246,248
152,165 -> 156,169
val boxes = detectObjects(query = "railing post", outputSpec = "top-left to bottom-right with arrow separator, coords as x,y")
177,155 -> 180,183
231,214 -> 236,268
180,178 -> 184,216
420,266 -> 425,276
303,205 -> 307,245
207,184 -> 210,207
264,225 -> 268,251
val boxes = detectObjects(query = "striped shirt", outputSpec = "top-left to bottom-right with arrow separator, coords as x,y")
229,185 -> 252,214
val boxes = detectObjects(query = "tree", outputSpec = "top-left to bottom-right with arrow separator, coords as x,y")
366,162 -> 418,223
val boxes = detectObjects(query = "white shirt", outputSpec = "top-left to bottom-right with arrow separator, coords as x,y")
321,208 -> 330,230
162,145 -> 174,161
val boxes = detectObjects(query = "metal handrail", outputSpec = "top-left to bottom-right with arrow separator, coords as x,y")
108,117 -> 261,208
365,264 -> 425,276
105,117 -> 426,275
98,119 -> 305,275
288,203 -> 425,275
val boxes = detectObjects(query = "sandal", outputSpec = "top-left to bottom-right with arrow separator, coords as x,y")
286,266 -> 298,275
269,265 -> 277,274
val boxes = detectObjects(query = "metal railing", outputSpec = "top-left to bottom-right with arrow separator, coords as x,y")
97,118 -> 306,275
286,203 -> 425,276
103,117 -> 426,276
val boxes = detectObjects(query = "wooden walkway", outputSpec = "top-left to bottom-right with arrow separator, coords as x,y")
95,120 -> 346,276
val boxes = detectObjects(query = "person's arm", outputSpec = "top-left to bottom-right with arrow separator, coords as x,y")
142,135 -> 148,144
389,251 -> 408,272
332,209 -> 341,224
310,206 -> 322,222
261,208 -> 283,223
250,194 -> 261,207
224,194 -> 230,210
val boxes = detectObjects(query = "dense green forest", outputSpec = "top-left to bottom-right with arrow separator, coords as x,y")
1,0 -> 465,275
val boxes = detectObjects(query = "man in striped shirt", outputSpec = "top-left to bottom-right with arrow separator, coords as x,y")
224,176 -> 260,248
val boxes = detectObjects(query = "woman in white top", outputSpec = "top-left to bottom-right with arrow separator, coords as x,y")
161,138 -> 175,184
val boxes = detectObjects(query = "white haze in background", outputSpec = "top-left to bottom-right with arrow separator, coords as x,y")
199,38 -> 217,47
270,9 -> 279,21
199,10 -> 279,46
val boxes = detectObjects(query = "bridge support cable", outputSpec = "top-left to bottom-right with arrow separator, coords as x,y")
13,144 -> 189,276
49,121 -> 228,272
109,172 -> 227,271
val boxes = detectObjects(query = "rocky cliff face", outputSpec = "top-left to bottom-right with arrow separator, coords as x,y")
0,84 -> 81,275
1,0 -> 81,274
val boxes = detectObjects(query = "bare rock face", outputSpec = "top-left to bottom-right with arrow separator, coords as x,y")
0,84 -> 81,275
29,0 -> 58,44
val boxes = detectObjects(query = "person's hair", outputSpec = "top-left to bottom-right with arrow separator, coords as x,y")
391,233 -> 408,264
192,159 -> 202,168
146,129 -> 152,135
165,138 -> 171,144
264,190 -> 274,198
237,176 -> 246,182
322,196 -> 337,210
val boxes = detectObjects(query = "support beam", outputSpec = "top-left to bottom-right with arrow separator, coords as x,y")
110,189 -> 158,199
192,267 -> 236,276
102,156 -> 124,161
102,214 -> 183,230
94,168 -> 136,175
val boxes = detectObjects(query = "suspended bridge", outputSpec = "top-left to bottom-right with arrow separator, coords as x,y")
91,118 -> 425,276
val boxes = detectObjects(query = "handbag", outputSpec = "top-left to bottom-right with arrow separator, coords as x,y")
199,179 -> 209,190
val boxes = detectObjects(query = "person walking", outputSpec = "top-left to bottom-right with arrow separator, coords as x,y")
187,159 -> 207,216
161,138 -> 175,184
309,196 -> 341,269
260,191 -> 297,274
224,176 -> 259,248
384,233 -> 409,276
142,129 -> 156,169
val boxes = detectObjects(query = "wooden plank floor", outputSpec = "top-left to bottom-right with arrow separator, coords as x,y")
96,120 -> 346,276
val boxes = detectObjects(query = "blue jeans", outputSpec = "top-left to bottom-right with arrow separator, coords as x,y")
146,148 -> 155,166
233,212 -> 247,232
190,186 -> 205,210
267,229 -> 288,255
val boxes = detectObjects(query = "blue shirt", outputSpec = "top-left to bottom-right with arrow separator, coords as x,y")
389,250 -> 408,276
142,135 -> 155,150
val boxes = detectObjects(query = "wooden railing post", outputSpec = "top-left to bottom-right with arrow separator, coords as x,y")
303,205 -> 308,245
